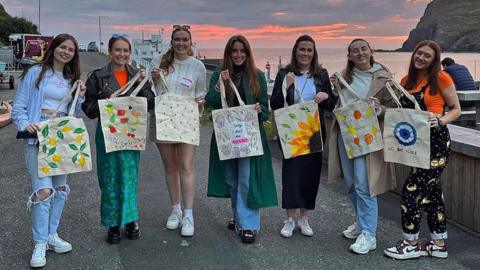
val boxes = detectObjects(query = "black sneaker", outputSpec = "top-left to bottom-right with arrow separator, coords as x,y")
126,222 -> 140,240
107,226 -> 121,244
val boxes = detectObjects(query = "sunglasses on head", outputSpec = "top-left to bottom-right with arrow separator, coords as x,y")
111,33 -> 129,38
173,25 -> 191,31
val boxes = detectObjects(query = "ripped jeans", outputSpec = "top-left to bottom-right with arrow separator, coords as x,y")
24,114 -> 70,243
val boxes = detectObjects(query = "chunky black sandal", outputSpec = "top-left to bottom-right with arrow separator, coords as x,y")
227,219 -> 236,230
126,221 -> 140,240
240,230 -> 256,244
107,226 -> 121,244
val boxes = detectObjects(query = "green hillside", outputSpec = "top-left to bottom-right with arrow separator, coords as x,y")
0,4 -> 39,44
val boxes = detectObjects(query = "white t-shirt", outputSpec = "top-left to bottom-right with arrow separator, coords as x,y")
293,72 -> 316,103
150,53 -> 206,98
41,71 -> 71,113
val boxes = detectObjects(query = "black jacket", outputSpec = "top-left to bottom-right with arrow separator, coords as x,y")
82,63 -> 155,119
270,67 -> 337,140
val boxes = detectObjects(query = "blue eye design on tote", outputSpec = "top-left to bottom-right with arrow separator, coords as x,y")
393,122 -> 417,146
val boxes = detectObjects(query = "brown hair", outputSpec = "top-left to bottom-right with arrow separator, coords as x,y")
221,35 -> 260,98
20,33 -> 81,89
404,40 -> 442,95
108,36 -> 131,52
342,38 -> 375,84
287,35 -> 322,76
159,27 -> 193,74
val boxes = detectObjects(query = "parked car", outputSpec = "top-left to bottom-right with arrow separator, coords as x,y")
87,42 -> 99,52
79,43 -> 87,52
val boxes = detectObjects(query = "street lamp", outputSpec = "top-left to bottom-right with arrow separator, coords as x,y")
38,0 -> 41,33
98,15 -> 110,53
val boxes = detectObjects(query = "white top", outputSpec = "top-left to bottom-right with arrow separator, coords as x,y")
294,72 -> 316,103
150,53 -> 206,98
347,63 -> 383,101
41,71 -> 71,113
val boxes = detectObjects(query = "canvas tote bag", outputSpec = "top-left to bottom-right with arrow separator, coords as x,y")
383,80 -> 431,169
273,76 -> 323,159
37,82 -> 92,177
211,78 -> 263,160
98,72 -> 149,153
154,72 -> 200,145
333,72 -> 383,159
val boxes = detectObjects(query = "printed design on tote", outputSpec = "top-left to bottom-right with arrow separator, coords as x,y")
104,103 -> 143,138
38,118 -> 91,176
281,108 -> 321,157
393,121 -> 417,146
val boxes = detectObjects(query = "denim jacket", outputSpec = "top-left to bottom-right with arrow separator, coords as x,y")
12,65 -> 84,143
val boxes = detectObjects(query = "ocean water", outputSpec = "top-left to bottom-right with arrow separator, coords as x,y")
200,48 -> 480,82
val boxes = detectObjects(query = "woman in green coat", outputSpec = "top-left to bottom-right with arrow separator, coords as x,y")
206,35 -> 278,244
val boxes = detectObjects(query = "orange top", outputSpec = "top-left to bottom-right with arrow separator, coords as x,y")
113,70 -> 128,88
400,71 -> 453,114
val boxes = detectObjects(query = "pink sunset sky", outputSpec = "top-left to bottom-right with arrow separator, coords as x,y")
2,0 -> 431,49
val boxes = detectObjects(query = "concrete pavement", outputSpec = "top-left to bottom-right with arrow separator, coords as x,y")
0,52 -> 478,270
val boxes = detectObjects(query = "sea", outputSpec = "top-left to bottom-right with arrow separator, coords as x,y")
200,48 -> 480,82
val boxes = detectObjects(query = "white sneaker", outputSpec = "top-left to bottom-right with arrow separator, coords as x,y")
280,218 -> 295,238
350,231 -> 376,254
30,242 -> 47,268
298,217 -> 314,237
384,240 -> 428,260
181,216 -> 194,237
47,233 -> 72,253
166,211 -> 182,230
343,222 -> 361,239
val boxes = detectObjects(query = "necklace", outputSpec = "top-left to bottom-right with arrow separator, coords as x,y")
295,73 -> 309,100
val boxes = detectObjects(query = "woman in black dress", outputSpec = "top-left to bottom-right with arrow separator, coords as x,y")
270,35 -> 337,237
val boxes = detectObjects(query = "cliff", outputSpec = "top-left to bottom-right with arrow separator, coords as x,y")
399,0 -> 480,52
0,4 -> 39,44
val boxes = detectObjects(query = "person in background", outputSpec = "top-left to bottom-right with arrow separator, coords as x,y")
206,35 -> 277,244
12,33 -> 86,268
82,34 -> 154,244
150,25 -> 206,237
441,57 -> 476,108
385,40 -> 461,260
270,35 -> 336,238
328,38 -> 397,254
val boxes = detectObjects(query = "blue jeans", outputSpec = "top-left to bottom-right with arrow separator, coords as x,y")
24,114 -> 70,243
224,157 -> 260,231
337,134 -> 378,237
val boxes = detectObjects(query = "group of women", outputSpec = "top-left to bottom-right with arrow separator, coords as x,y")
12,24 -> 460,268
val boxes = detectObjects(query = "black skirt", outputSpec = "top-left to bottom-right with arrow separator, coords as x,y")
281,152 -> 322,210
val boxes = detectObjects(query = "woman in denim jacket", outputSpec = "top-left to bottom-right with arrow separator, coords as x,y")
12,33 -> 86,268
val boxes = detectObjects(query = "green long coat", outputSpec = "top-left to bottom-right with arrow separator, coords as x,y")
206,70 -> 278,209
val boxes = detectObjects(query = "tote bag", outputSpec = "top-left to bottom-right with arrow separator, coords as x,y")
154,72 -> 200,145
333,72 -> 383,159
37,82 -> 92,177
383,80 -> 431,169
273,76 -> 323,159
98,72 -> 149,153
212,78 -> 263,160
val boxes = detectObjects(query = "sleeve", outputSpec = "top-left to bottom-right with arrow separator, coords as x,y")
319,69 -> 337,112
12,69 -> 35,131
205,70 -> 222,109
269,71 -> 285,111
195,62 -> 207,98
257,71 -> 270,122
438,71 -> 454,91
81,71 -> 101,119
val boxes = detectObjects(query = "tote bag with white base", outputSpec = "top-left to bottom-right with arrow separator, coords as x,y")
383,80 -> 431,169
212,78 -> 263,160
98,72 -> 149,153
333,72 -> 383,159
273,76 -> 323,159
37,82 -> 92,177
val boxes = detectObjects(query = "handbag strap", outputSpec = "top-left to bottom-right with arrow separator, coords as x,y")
334,72 -> 362,105
158,70 -> 169,94
386,80 -> 421,110
218,77 -> 245,108
51,81 -> 79,116
129,75 -> 149,97
111,71 -> 142,98
281,75 -> 304,107
384,82 -> 403,108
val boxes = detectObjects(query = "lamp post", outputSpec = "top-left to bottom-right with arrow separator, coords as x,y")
38,0 -> 41,33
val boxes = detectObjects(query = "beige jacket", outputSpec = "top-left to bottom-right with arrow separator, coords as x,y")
327,66 -> 398,197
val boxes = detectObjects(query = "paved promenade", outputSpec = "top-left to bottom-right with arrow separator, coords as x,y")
0,53 -> 479,269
